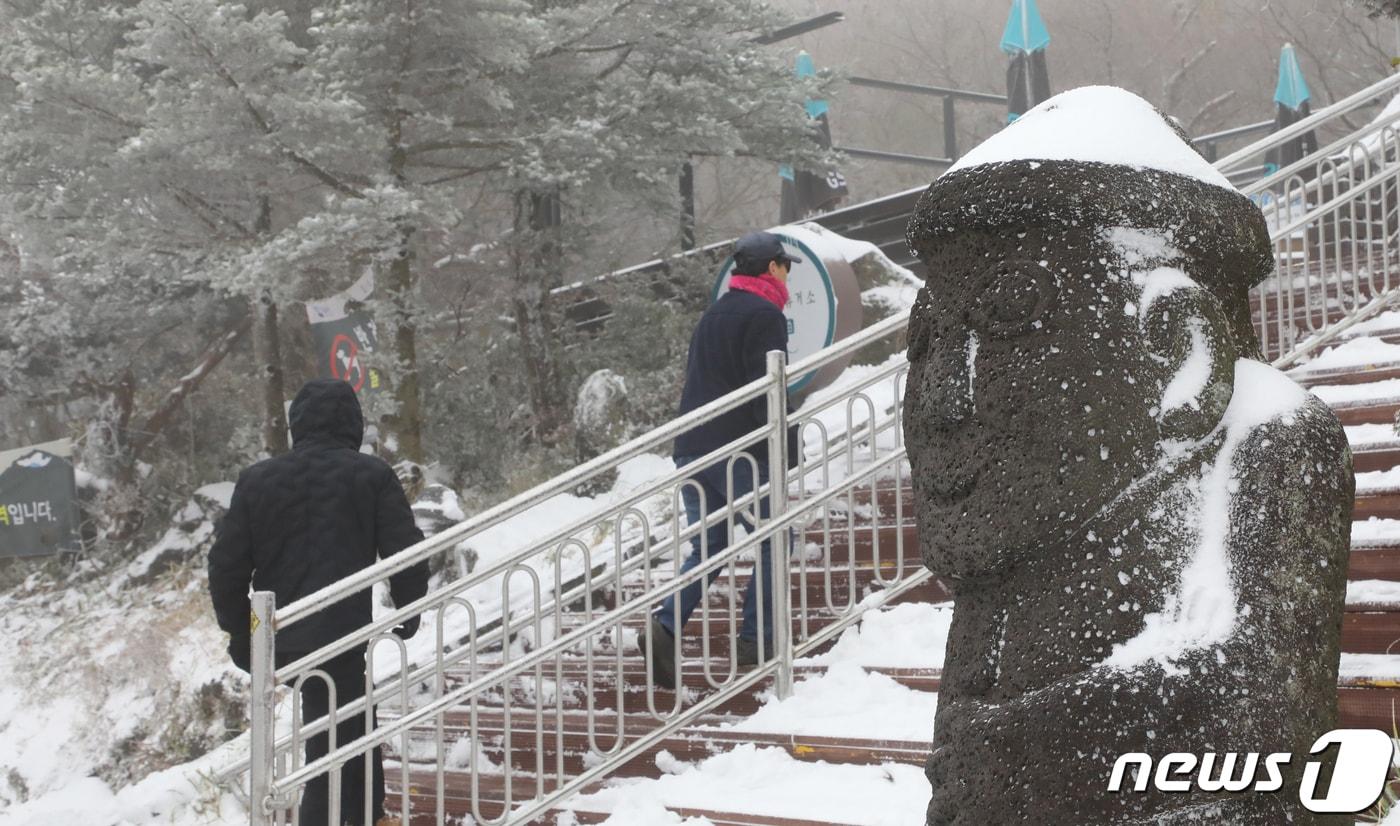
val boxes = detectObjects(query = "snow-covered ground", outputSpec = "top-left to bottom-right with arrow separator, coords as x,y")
0,482 -> 250,826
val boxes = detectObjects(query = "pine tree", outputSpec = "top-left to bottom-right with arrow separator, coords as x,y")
298,0 -> 837,446
0,0 -> 838,509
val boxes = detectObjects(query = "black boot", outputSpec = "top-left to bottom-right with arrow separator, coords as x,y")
736,636 -> 776,667
638,617 -> 677,689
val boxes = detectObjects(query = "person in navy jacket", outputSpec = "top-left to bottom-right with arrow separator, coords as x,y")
641,231 -> 799,689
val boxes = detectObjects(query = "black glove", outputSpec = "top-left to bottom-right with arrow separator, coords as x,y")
227,633 -> 251,673
392,615 -> 420,640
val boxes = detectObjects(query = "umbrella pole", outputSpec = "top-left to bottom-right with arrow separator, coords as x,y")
1022,3 -> 1033,110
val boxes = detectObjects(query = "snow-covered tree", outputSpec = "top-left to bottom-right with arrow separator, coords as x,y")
1360,0 -> 1400,18
0,0 -> 837,521
298,0 -> 839,445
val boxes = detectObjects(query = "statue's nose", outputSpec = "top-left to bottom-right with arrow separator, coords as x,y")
916,331 -> 976,430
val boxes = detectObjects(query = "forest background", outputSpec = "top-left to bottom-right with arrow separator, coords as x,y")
0,0 -> 1395,573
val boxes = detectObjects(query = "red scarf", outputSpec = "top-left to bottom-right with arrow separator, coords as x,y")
729,274 -> 789,309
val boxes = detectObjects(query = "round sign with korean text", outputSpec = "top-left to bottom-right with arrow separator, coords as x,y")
716,225 -> 856,397
712,225 -> 861,396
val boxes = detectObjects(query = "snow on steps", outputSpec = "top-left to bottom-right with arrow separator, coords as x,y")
368,505 -> 945,824
373,493 -> 1395,822
362,346 -> 1400,825
1298,345 -> 1400,738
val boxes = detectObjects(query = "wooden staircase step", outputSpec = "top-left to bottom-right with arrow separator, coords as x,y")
1337,686 -> 1400,731
672,729 -> 928,767
1335,326 -> 1400,347
1355,444 -> 1400,473
1324,396 -> 1400,426
1349,546 -> 1400,581
401,666 -> 941,721
1348,581 -> 1400,610
388,721 -> 931,779
1355,488 -> 1400,520
380,772 -> 562,822
799,481 -> 912,518
615,569 -> 935,615
1292,361 -> 1400,388
1341,610 -> 1400,654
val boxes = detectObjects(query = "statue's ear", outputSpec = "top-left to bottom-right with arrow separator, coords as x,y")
1138,280 -> 1237,446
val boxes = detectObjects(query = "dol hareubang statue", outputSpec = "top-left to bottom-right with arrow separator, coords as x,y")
903,87 -> 1353,824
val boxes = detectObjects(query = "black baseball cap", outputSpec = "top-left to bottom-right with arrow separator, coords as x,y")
734,231 -> 802,267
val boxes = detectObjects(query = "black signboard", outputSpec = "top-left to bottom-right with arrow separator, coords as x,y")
0,440 -> 78,558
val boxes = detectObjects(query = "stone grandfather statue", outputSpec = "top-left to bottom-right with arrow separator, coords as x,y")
903,87 -> 1353,824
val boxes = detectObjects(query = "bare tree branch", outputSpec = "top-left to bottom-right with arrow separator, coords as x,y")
405,139 -> 515,155
1187,90 -> 1238,134
129,314 -> 250,461
1164,40 -> 1217,113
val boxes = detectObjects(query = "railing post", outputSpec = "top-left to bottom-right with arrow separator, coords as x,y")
765,350 -> 794,700
249,591 -> 277,826
943,95 -> 958,161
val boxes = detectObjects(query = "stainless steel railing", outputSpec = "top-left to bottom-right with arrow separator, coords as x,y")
1233,73 -> 1400,361
234,309 -> 917,824
233,72 -> 1400,826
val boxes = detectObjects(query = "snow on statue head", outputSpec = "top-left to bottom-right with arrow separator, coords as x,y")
904,86 -> 1354,825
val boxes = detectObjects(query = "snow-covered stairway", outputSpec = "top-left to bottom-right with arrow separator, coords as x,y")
1288,317 -> 1400,730
375,361 -> 1400,825
376,477 -> 943,825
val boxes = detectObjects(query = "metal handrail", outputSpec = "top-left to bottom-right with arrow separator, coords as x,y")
1273,285 -> 1400,371
1217,71 -> 1400,174
271,425 -> 912,806
274,308 -> 913,635
1197,119 -> 1275,146
846,75 -> 1008,105
1240,111 -> 1400,198
251,369 -> 909,823
216,356 -> 912,786
1249,100 -> 1400,361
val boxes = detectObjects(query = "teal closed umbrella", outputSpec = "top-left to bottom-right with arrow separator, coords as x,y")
1266,44 -> 1318,173
780,51 -> 847,223
1002,0 -> 1051,122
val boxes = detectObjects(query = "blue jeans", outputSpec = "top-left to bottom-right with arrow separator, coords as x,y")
656,454 -> 789,643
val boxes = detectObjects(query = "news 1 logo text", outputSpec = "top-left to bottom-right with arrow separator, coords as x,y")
1108,729 -> 1396,813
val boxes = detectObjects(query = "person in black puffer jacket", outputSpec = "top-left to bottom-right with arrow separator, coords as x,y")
208,378 -> 428,826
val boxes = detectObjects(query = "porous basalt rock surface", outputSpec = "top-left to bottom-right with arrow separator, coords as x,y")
903,138 -> 1353,821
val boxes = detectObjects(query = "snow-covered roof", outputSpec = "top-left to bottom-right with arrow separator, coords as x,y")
946,86 -> 1235,190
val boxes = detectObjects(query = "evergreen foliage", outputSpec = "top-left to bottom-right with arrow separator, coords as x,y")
0,0 -> 835,549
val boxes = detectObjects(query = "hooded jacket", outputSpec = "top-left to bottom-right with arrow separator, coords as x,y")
208,380 -> 428,657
